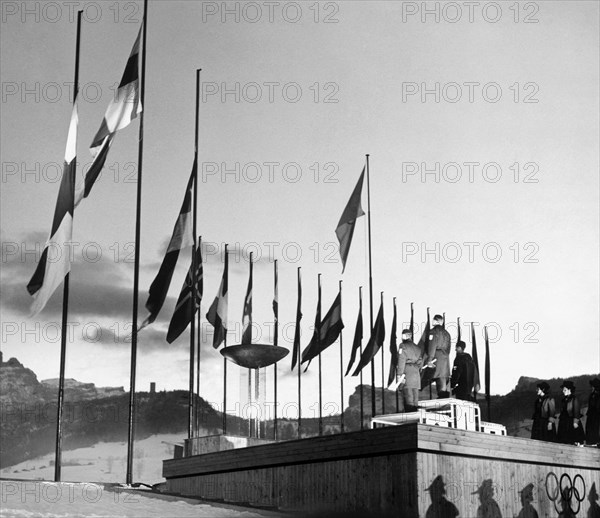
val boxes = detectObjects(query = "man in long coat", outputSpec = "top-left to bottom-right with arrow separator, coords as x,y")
425,314 -> 452,398
396,329 -> 423,412
450,340 -> 475,401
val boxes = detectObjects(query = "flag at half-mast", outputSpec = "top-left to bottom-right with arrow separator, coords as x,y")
291,268 -> 302,370
206,248 -> 228,348
387,299 -> 398,387
166,241 -> 203,344
140,162 -> 195,330
241,255 -> 253,345
352,295 -> 385,376
301,291 -> 344,365
77,26 -> 142,204
344,290 -> 363,376
27,101 -> 78,315
335,167 -> 365,272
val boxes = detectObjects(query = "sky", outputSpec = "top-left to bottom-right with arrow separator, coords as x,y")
1,0 -> 599,420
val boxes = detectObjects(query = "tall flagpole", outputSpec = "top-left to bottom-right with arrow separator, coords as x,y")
358,286 -> 364,430
127,0 -> 147,486
394,297 -> 399,413
273,259 -> 279,440
188,69 -> 200,439
195,236 -> 202,436
296,267 -> 302,438
222,244 -> 229,435
317,274 -> 323,436
365,154 -> 376,418
54,9 -> 82,483
338,280 -> 344,432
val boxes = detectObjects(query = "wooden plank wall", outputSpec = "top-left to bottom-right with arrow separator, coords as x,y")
164,424 -> 600,516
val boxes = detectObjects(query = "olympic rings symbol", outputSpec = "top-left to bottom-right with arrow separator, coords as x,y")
545,472 -> 586,515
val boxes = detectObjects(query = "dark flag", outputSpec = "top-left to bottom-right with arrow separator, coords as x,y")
300,279 -> 322,369
301,291 -> 344,365
344,290 -> 363,376
27,102 -> 78,315
471,322 -> 481,395
457,317 -> 461,343
484,326 -> 491,400
166,241 -> 202,344
419,308 -> 434,389
417,307 -> 431,356
291,268 -> 302,370
352,296 -> 385,376
386,299 -> 398,387
79,26 -> 142,203
335,167 -> 366,272
241,254 -> 253,345
409,302 -> 414,336
206,247 -> 229,348
140,162 -> 195,330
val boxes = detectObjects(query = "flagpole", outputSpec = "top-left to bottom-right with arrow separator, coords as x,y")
273,259 -> 279,440
358,286 -> 364,430
296,267 -> 302,439
393,297 -> 399,413
485,326 -> 491,421
338,280 -> 344,433
364,154 -> 376,419
126,0 -> 147,486
54,9 -> 82,483
196,237 -> 202,436
317,274 -> 323,436
222,244 -> 228,435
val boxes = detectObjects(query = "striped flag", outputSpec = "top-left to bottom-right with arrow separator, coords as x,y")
241,255 -> 253,345
335,167 -> 365,272
140,162 -> 195,330
206,247 -> 228,348
386,299 -> 398,387
27,101 -> 78,315
471,322 -> 481,395
77,26 -> 142,203
301,291 -> 344,365
352,296 -> 385,376
344,290 -> 363,376
166,241 -> 203,344
291,268 -> 302,370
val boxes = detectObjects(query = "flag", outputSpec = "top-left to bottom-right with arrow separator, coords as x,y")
457,317 -> 461,343
241,255 -> 253,345
335,167 -> 365,272
352,297 -> 385,376
206,248 -> 228,348
140,163 -> 195,330
76,26 -> 142,204
409,302 -> 414,336
344,291 -> 363,376
291,268 -> 302,370
471,322 -> 481,394
418,308 -> 434,389
166,241 -> 203,344
386,299 -> 398,387
27,101 -> 78,315
301,291 -> 344,365
484,326 -> 491,401
417,307 -> 431,356
273,261 -> 278,345
300,279 -> 321,370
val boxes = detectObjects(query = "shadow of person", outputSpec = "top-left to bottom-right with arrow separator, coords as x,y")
425,475 -> 460,518
516,483 -> 539,518
472,479 -> 502,518
588,482 -> 600,518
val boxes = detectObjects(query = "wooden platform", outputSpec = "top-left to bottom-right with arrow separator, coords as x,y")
163,424 -> 600,516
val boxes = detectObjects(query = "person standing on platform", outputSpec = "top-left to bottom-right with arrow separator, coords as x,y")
556,380 -> 585,445
530,381 -> 556,442
396,329 -> 423,413
450,340 -> 475,401
425,314 -> 452,398
585,378 -> 600,446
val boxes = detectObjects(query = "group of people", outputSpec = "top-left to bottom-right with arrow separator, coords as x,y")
394,313 -> 475,412
531,378 -> 600,446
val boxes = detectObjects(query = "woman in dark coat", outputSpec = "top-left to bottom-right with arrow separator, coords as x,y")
556,380 -> 585,445
531,381 -> 556,442
585,378 -> 600,445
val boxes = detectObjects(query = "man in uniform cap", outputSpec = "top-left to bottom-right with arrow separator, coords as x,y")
395,328 -> 423,412
425,314 -> 452,398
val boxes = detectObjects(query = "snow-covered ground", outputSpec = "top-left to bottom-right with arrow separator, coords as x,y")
0,434 -> 183,485
0,481 -> 274,517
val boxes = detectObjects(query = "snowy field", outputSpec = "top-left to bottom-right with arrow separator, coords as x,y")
0,480 -> 274,518
0,434 -> 183,485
